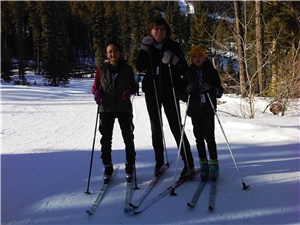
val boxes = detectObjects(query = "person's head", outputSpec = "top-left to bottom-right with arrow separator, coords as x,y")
105,41 -> 123,66
149,18 -> 171,44
189,46 -> 206,67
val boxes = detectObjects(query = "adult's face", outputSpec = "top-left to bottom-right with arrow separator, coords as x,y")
150,25 -> 166,44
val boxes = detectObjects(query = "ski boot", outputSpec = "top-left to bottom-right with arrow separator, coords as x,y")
179,164 -> 195,180
125,162 -> 134,182
154,161 -> 165,177
103,164 -> 114,184
200,157 -> 209,181
210,159 -> 219,180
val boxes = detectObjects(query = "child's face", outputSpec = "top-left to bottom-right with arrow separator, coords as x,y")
192,53 -> 205,67
106,44 -> 121,65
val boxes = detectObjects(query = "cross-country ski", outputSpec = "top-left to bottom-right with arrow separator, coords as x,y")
124,177 -> 134,212
187,179 -> 207,207
86,166 -> 120,215
130,160 -> 174,208
130,169 -> 200,213
208,179 -> 217,210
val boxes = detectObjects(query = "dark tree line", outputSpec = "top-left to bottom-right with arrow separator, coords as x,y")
1,1 -> 299,101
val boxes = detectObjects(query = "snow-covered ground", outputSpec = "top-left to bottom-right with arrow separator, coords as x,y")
1,77 -> 299,225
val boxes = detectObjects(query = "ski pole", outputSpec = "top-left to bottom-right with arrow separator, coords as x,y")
206,93 -> 250,190
167,63 -> 191,175
131,96 -> 139,190
133,163 -> 139,190
85,105 -> 99,194
148,51 -> 169,164
170,95 -> 191,195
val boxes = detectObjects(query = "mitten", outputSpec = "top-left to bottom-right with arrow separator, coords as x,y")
140,36 -> 154,52
162,50 -> 179,65
171,54 -> 179,65
186,83 -> 196,94
199,83 -> 213,93
122,90 -> 132,101
94,90 -> 103,105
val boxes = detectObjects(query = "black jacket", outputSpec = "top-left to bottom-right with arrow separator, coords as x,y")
136,37 -> 187,99
181,60 -> 223,116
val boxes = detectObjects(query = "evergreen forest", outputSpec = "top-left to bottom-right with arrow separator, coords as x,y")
1,1 -> 299,104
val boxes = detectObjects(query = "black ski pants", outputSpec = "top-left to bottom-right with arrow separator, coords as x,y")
145,93 -> 194,168
191,112 -> 218,160
99,112 -> 136,165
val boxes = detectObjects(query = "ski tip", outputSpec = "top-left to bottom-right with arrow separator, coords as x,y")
187,202 -> 194,207
86,210 -> 93,215
129,208 -> 141,214
129,203 -> 137,208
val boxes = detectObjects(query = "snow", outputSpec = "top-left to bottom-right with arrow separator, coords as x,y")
1,77 -> 299,225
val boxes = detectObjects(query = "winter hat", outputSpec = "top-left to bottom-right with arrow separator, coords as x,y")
189,46 -> 206,59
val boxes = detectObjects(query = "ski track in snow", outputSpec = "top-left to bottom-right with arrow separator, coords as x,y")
1,78 -> 299,225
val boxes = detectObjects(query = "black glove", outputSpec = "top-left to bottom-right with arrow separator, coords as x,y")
199,83 -> 213,93
186,83 -> 196,94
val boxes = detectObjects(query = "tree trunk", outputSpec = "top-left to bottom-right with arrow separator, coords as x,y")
17,2 -> 26,84
270,37 -> 278,96
234,1 -> 246,97
255,0 -> 265,95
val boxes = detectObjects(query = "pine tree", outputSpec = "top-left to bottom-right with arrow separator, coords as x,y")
39,2 -> 70,86
166,2 -> 180,41
265,1 -> 300,98
16,1 -> 27,84
128,1 -> 144,68
116,2 -> 131,60
104,2 -> 120,44
215,19 -> 228,72
181,3 -> 192,58
69,1 -> 93,63
27,1 -> 43,74
1,0 -> 298,96
87,1 -> 105,66
189,1 -> 209,49
1,2 -> 15,81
